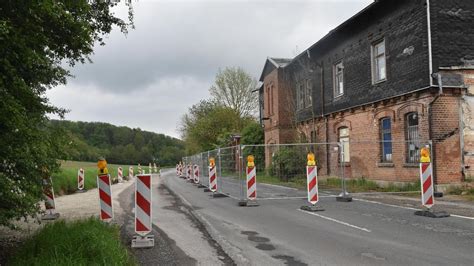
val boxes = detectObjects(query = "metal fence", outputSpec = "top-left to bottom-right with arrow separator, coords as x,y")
181,140 -> 431,201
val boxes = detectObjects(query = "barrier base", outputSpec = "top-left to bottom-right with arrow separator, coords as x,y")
211,192 -> 229,198
76,189 -> 87,193
132,235 -> 155,248
41,212 -> 60,220
414,209 -> 450,218
434,192 -> 443,198
300,205 -> 324,212
203,188 -> 211,192
239,200 -> 259,207
198,184 -> 206,188
336,192 -> 352,202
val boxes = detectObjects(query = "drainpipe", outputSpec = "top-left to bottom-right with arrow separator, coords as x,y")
428,73 -> 443,197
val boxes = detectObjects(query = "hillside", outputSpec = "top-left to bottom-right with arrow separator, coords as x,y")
50,120 -> 184,166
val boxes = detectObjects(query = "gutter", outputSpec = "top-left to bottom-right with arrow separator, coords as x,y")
427,0 -> 434,87
428,73 -> 443,196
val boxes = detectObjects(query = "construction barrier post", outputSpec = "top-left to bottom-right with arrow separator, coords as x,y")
176,164 -> 179,176
301,152 -> 324,212
117,167 -> 124,183
414,146 -> 449,218
132,174 -> 155,248
148,163 -> 152,174
206,157 -> 216,193
187,163 -> 193,182
42,175 -> 60,220
153,163 -> 158,174
76,168 -> 87,193
97,158 -> 113,222
128,166 -> 134,180
138,164 -> 142,175
240,155 -> 259,207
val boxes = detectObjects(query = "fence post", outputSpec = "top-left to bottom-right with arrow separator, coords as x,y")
336,142 -> 352,202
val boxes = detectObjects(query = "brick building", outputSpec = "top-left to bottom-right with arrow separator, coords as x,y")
259,0 -> 474,188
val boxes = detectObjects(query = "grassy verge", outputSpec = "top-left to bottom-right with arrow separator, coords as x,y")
255,173 -> 420,193
446,185 -> 474,201
9,218 -> 135,266
51,161 -> 141,195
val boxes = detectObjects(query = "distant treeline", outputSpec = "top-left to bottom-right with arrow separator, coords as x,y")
50,120 -> 184,166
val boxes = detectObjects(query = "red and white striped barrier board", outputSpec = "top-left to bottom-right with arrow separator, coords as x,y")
247,166 -> 257,200
77,168 -> 85,190
154,163 -> 158,173
43,178 -> 56,210
117,167 -> 123,183
193,165 -> 200,184
420,162 -> 434,208
129,166 -> 134,179
209,166 -> 217,192
97,174 -> 113,221
176,164 -> 179,176
187,164 -> 192,180
306,166 -> 318,205
138,165 -> 142,174
135,174 -> 152,235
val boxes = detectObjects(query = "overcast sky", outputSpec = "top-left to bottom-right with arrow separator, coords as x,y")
46,0 -> 372,139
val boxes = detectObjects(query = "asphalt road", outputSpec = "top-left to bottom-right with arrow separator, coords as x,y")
162,169 -> 474,265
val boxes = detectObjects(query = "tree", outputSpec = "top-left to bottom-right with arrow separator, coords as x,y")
209,67 -> 258,118
179,100 -> 243,154
0,1 -> 133,227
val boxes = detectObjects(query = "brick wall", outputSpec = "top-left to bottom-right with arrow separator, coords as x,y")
297,90 -> 463,184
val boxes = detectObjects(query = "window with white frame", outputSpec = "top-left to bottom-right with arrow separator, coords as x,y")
305,79 -> 312,107
372,39 -> 386,83
334,62 -> 344,97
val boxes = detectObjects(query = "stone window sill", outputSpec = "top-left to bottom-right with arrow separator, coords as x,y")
377,162 -> 394,168
403,163 -> 419,168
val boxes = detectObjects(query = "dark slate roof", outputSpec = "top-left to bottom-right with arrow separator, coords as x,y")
259,57 -> 292,82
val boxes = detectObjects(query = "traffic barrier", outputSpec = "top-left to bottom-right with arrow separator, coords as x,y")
42,177 -> 60,220
301,152 -> 324,212
148,163 -> 152,174
153,163 -> 158,174
117,167 -> 124,183
129,166 -> 134,180
414,146 -> 449,218
207,157 -> 217,193
176,164 -> 179,176
97,173 -> 114,221
187,164 -> 192,182
76,168 -> 86,193
240,155 -> 259,207
193,164 -> 200,184
132,174 -> 155,248
138,164 -> 142,174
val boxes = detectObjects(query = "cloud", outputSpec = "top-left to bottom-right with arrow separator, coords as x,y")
48,0 -> 373,138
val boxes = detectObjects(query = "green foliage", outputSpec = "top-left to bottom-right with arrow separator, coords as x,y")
52,120 -> 184,166
320,177 -> 421,193
241,121 -> 264,169
180,100 -> 245,154
270,147 -> 307,181
10,218 -> 136,266
0,1 -> 132,227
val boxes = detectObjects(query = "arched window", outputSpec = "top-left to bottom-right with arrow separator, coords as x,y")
406,112 -> 420,163
380,117 -> 392,162
338,127 -> 350,163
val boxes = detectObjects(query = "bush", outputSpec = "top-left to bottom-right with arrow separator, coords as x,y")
270,147 -> 306,181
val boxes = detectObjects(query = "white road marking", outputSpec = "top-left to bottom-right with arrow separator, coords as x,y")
353,198 -> 474,221
297,209 -> 371,233
258,195 -> 336,201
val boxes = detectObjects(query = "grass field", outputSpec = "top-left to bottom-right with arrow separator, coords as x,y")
51,161 -> 151,195
9,218 -> 136,266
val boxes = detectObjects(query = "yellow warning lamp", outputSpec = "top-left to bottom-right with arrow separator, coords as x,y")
307,152 -> 316,166
209,157 -> 215,167
97,157 -> 108,175
247,155 -> 255,168
420,146 -> 431,163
